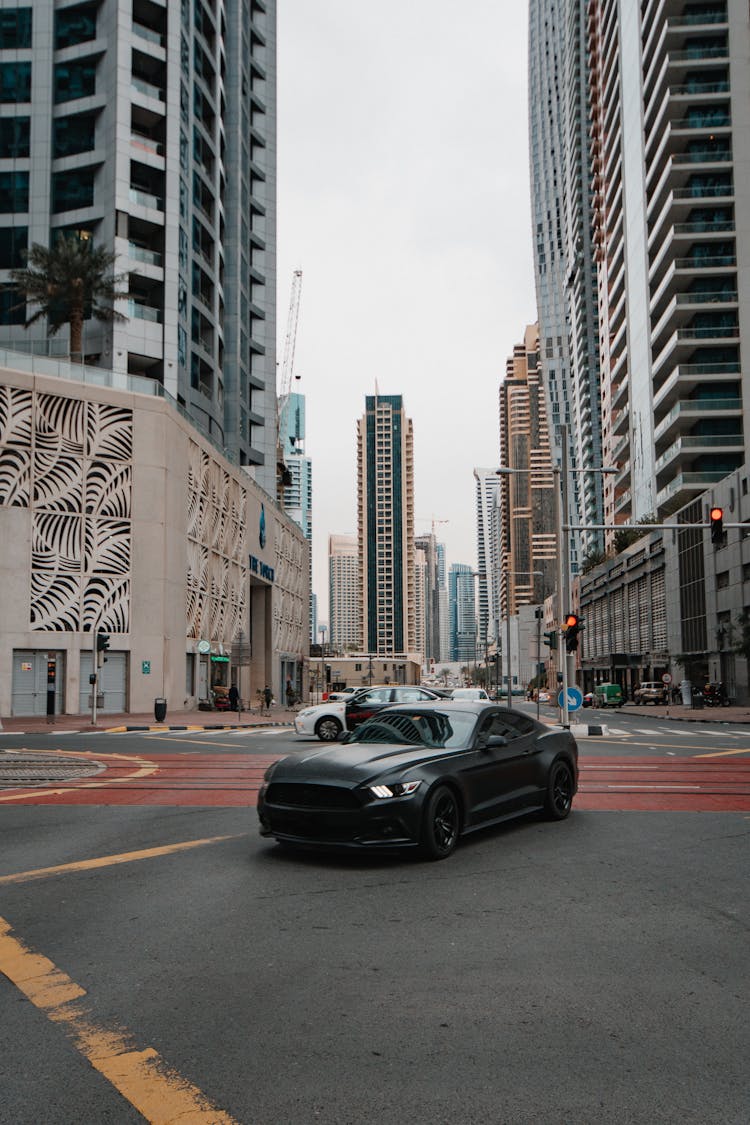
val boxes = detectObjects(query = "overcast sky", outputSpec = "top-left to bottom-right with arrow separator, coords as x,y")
276,1 -> 536,624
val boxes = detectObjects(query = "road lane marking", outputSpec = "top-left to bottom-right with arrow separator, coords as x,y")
694,746 -> 750,759
0,835 -> 245,886
0,916 -> 238,1124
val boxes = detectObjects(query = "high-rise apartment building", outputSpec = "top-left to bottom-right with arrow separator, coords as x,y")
0,0 -> 278,494
473,469 -> 502,649
357,394 -> 415,654
499,326 -> 557,615
588,0 -> 749,528
280,391 -> 313,638
414,532 -> 443,663
328,534 -> 360,652
448,563 -> 476,664
529,0 -> 604,563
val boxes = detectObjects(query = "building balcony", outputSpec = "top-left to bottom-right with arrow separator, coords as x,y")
651,291 -> 738,351
126,241 -> 162,268
656,468 -> 732,509
614,488 -> 632,516
654,397 -> 742,444
132,21 -> 166,51
127,299 -> 161,323
653,359 -> 741,412
610,371 -> 629,411
652,322 -> 739,381
131,76 -> 165,104
129,186 -> 164,212
612,402 -> 630,437
130,131 -> 164,160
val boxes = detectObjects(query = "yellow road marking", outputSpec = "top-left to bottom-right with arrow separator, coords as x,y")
693,746 -> 750,759
0,835 -> 245,886
0,916 -> 238,1123
105,725 -> 205,733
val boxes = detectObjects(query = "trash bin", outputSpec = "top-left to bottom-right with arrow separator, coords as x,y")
154,697 -> 167,722
691,689 -> 703,710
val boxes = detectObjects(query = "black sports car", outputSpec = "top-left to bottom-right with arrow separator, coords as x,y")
258,702 -> 578,860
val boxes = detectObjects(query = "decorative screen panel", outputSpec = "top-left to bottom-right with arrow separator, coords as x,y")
0,386 -> 132,632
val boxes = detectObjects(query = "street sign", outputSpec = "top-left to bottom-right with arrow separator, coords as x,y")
662,673 -> 672,684
558,686 -> 583,712
142,660 -> 151,675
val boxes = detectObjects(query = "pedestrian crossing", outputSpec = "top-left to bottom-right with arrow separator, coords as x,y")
602,725 -> 746,739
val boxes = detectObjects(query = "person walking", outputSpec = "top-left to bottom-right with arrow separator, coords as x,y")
286,677 -> 295,708
228,683 -> 239,713
263,685 -> 272,712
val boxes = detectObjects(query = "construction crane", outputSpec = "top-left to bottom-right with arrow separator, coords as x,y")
277,269 -> 303,501
416,517 -> 449,537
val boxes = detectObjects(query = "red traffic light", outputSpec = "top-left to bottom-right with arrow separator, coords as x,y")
709,507 -> 723,521
564,614 -> 579,629
709,507 -> 724,544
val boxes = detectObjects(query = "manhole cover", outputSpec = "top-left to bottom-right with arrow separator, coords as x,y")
0,755 -> 104,787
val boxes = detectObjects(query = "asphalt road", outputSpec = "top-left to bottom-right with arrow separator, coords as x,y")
0,712 -> 748,1124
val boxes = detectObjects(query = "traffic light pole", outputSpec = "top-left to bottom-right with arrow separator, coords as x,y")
558,426 -> 571,730
91,639 -> 98,727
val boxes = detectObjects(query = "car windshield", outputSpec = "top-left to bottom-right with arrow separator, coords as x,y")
348,709 -> 477,748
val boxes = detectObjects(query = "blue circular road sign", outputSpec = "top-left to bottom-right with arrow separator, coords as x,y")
558,686 -> 583,711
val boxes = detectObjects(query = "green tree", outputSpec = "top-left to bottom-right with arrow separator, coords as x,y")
11,234 -> 129,361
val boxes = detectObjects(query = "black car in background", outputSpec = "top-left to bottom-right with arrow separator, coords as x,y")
343,685 -> 444,729
258,702 -> 578,860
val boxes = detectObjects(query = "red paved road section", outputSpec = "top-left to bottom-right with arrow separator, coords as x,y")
576,756 -> 750,811
2,753 -> 750,810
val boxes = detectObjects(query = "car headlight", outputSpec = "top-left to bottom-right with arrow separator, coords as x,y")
297,709 -> 315,719
368,780 -> 421,800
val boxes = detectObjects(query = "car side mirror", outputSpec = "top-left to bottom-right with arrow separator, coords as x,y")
481,734 -> 508,750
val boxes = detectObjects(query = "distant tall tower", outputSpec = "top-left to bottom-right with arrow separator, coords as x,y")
328,534 -> 360,651
280,392 -> 313,639
357,394 -> 415,654
414,533 -> 442,663
499,326 -> 557,616
449,563 -> 476,664
473,469 -> 502,649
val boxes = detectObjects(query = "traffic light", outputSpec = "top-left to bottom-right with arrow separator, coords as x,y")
564,614 -> 582,653
96,631 -> 110,653
709,506 -> 724,545
543,630 -> 557,651
325,663 -> 331,684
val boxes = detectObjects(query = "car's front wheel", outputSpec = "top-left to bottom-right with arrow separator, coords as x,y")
315,715 -> 342,741
544,759 -> 574,820
420,785 -> 460,860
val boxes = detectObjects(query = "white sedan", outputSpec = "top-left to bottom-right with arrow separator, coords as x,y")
451,687 -> 490,701
294,699 -> 349,742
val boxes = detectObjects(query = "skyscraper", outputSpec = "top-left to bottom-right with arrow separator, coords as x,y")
280,391 -> 313,638
414,532 -> 442,663
588,0 -> 749,528
498,326 -> 557,615
328,534 -> 360,652
473,468 -> 502,649
0,0 -> 278,494
357,394 -> 415,655
529,0 -> 604,564
448,563 -> 476,664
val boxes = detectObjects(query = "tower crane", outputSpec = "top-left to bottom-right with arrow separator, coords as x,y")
277,269 -> 303,500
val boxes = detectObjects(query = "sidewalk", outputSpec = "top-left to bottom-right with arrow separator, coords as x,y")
0,703 -> 297,734
613,702 -> 750,725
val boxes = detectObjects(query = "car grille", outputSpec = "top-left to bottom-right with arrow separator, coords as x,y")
266,782 -> 360,810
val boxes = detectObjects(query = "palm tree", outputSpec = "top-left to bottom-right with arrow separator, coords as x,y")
10,233 -> 129,361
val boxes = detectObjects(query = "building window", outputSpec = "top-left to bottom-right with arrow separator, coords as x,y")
51,167 -> 96,213
0,283 -> 25,324
55,3 -> 97,50
54,59 -> 97,103
0,225 -> 27,267
0,61 -> 31,102
52,111 -> 97,158
0,115 -> 29,158
0,170 -> 28,212
0,8 -> 32,49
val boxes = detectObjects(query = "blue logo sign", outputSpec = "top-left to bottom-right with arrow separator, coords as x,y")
558,686 -> 583,711
259,504 -> 266,549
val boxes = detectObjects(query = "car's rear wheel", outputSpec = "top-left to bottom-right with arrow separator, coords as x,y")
420,785 -> 460,860
544,759 -> 574,820
315,716 -> 342,741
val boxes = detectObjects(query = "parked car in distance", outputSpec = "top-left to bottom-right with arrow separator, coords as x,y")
633,681 -> 667,705
537,690 -> 551,704
294,685 -> 445,741
327,688 -> 358,701
594,682 -> 625,707
259,701 -> 579,860
582,691 -> 594,708
450,687 -> 490,701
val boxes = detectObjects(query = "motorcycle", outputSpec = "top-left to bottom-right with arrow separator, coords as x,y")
703,682 -> 730,707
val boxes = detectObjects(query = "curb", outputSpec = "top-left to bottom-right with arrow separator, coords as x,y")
106,721 -> 294,734
613,708 -> 750,726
